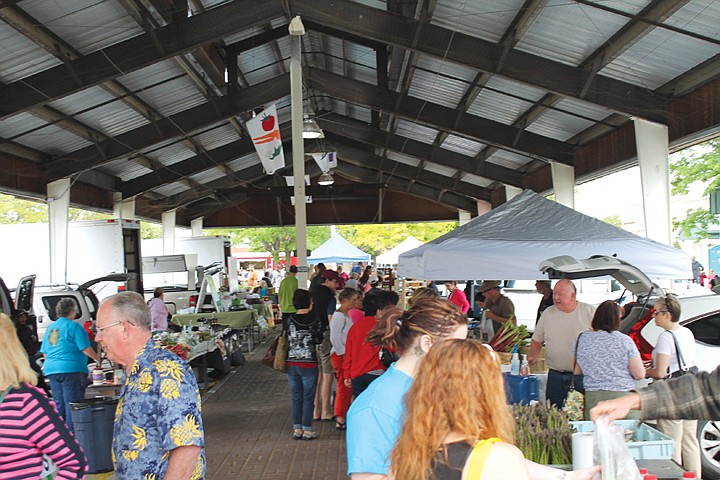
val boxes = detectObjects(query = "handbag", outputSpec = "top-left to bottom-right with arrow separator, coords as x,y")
666,331 -> 699,379
562,332 -> 585,421
261,330 -> 288,373
274,333 -> 288,372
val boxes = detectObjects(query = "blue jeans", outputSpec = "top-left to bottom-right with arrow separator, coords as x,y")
547,369 -> 584,408
47,372 -> 87,432
286,365 -> 318,430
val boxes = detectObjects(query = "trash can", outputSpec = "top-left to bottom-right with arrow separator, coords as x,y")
70,397 -> 118,474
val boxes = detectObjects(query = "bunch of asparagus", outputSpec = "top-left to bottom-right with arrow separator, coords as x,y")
513,401 -> 572,465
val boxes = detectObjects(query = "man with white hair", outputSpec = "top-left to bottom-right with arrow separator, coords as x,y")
529,279 -> 594,408
95,291 -> 205,480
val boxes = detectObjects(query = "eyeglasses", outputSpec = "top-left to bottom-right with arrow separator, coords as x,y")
652,310 -> 669,317
96,320 -> 126,333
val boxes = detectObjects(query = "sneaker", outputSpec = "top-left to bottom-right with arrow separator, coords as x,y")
302,431 -> 319,440
292,430 -> 303,440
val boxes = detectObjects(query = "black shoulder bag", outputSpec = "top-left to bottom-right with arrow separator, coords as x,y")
667,330 -> 699,379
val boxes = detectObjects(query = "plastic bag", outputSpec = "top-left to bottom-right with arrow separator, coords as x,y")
593,416 -> 642,480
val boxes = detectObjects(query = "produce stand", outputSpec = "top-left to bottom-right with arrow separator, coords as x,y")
171,309 -> 258,352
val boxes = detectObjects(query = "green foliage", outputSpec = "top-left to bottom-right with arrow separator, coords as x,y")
206,226 -> 331,264
602,214 -> 622,228
337,222 -> 456,258
673,208 -> 717,239
670,139 -> 720,238
141,222 -> 163,240
0,194 -> 47,223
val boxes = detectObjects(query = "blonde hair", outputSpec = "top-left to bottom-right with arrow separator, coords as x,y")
0,313 -> 38,389
390,338 -> 514,479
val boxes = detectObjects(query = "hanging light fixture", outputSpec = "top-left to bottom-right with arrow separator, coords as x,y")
302,114 -> 324,139
318,171 -> 334,185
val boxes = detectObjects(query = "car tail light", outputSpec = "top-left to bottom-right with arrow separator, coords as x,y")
189,295 -> 197,308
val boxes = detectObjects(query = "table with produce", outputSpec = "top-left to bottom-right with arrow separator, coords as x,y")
484,323 -> 686,478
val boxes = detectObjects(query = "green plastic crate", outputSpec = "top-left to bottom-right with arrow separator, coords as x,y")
570,420 -> 674,460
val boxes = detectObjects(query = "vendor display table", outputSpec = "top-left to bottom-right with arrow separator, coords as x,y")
171,310 -> 258,352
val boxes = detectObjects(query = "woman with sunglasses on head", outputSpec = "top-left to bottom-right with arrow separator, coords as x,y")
644,294 -> 701,477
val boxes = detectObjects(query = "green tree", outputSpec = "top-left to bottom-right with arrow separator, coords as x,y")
670,139 -> 720,238
602,214 -> 622,228
0,194 -> 47,223
207,226 -> 331,264
338,222 -> 456,259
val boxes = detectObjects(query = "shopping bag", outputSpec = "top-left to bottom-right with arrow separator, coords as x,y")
274,334 -> 288,373
261,336 -> 280,370
562,386 -> 585,421
593,416 -> 642,480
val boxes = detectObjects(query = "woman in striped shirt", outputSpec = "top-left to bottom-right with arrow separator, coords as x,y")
0,313 -> 88,479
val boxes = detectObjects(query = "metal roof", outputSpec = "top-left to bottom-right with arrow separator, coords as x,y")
0,0 -> 719,227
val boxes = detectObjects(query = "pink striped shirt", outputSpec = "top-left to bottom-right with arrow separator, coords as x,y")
0,383 -> 88,479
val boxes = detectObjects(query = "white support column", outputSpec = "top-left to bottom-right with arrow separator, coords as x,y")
290,17 -> 308,287
112,193 -> 136,219
162,211 -> 176,255
458,210 -> 472,226
551,162 -> 575,209
476,199 -> 492,217
48,179 -> 71,284
191,217 -> 203,236
634,118 -> 671,245
504,185 -> 523,202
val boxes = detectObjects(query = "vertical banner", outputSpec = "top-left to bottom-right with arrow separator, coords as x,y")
634,118 -> 671,245
311,152 -> 337,172
247,104 -> 284,174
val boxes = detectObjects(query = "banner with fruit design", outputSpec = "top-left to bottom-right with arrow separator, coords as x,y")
247,104 -> 284,174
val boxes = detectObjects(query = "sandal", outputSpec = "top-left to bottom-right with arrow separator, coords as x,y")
335,421 -> 346,430
320,416 -> 336,422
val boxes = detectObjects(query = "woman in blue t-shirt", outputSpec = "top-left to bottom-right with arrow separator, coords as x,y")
40,298 -> 98,432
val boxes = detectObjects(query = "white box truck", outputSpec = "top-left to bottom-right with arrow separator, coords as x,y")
0,219 -> 143,293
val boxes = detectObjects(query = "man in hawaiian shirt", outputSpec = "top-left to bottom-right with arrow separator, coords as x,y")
96,291 -> 205,480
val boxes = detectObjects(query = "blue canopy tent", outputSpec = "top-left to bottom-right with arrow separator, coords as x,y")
307,234 -> 370,264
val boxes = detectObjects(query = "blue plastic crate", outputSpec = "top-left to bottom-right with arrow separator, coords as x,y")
503,373 -> 539,405
570,420 -> 674,460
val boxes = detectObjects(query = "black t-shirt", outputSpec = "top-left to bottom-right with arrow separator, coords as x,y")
536,293 -> 554,325
311,284 -> 337,330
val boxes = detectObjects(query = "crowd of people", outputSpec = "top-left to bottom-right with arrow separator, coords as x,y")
2,261 -> 714,479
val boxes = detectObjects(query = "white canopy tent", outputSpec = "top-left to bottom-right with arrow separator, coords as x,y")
307,233 -> 371,264
376,236 -> 424,266
398,190 -> 692,281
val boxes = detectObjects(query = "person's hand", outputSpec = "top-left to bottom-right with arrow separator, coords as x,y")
527,355 -> 537,365
589,394 -> 640,422
484,310 -> 495,321
566,465 -> 601,480
344,378 -> 352,388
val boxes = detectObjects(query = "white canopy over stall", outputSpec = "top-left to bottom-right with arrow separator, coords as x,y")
398,190 -> 692,281
376,236 -> 424,266
307,233 -> 371,264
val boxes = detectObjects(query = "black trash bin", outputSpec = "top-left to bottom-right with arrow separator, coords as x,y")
70,397 -> 118,474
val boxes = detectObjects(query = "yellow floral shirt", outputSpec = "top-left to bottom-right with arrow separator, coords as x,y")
113,339 -> 205,479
